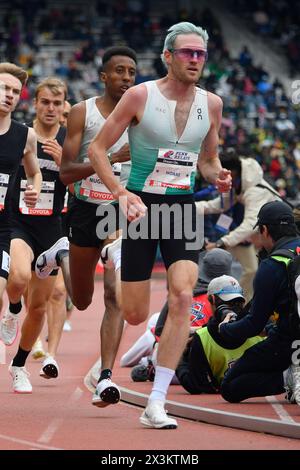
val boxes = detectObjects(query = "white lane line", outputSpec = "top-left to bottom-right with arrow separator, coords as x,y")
0,433 -> 62,450
37,386 -> 83,444
38,418 -> 64,444
265,396 -> 295,423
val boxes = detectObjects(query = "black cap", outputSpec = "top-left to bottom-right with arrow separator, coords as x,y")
253,201 -> 294,229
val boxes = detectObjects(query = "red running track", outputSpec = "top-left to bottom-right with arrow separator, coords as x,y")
0,279 -> 299,450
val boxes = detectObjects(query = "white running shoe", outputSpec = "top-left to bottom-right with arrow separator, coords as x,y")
9,363 -> 32,394
100,238 -> 121,269
39,356 -> 59,379
140,400 -> 178,429
92,378 -> 121,407
31,337 -> 46,360
35,237 -> 69,279
63,320 -> 72,332
0,309 -> 19,346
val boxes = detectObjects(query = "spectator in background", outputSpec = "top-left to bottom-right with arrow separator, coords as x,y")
197,148 -> 282,301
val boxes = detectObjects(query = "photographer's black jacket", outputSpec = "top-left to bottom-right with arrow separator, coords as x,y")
219,237 -> 300,343
176,317 -> 252,394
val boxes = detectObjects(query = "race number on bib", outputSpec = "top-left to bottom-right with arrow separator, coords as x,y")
79,163 -> 121,203
143,148 -> 198,193
19,180 -> 55,216
0,173 -> 9,210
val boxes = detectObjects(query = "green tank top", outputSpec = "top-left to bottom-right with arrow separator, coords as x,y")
127,81 -> 210,195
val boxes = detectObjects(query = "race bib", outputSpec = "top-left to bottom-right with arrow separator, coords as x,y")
0,173 -> 9,210
143,148 -> 197,193
19,180 -> 55,216
79,163 -> 121,203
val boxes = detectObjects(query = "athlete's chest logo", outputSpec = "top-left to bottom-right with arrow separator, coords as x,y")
86,119 -> 98,129
155,107 -> 166,114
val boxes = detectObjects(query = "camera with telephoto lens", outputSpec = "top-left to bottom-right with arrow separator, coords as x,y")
215,304 -> 238,323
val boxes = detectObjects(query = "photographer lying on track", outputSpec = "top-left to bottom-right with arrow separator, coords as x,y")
175,275 -> 264,394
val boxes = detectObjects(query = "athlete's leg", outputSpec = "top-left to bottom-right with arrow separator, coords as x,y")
1,240 -> 33,346
140,260 -> 197,430
100,267 -> 123,371
20,274 -> 56,352
68,243 -> 100,310
0,237 -> 10,313
46,270 -> 67,358
120,232 -> 156,325
121,280 -> 151,325
10,272 -> 57,392
157,260 -> 197,370
0,277 -> 6,314
55,254 -> 72,300
6,239 -> 33,303
100,230 -> 122,304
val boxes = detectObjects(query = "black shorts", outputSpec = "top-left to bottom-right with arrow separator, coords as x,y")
61,211 -> 68,237
121,191 -> 202,282
0,228 -> 11,280
11,215 -> 63,274
66,197 -> 119,248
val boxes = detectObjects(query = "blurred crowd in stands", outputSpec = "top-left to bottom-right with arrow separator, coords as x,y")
227,0 -> 300,78
1,0 -> 299,200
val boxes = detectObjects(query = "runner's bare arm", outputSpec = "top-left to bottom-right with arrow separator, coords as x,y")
59,102 -> 94,185
198,93 -> 231,192
23,127 -> 42,206
88,86 -> 146,199
110,143 -> 131,164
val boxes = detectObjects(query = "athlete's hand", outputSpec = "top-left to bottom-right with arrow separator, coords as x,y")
42,139 -> 62,166
215,169 -> 232,193
24,184 -> 39,208
119,189 -> 147,222
111,144 -> 130,164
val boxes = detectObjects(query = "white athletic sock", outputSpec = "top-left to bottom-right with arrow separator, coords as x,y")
149,365 -> 175,403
